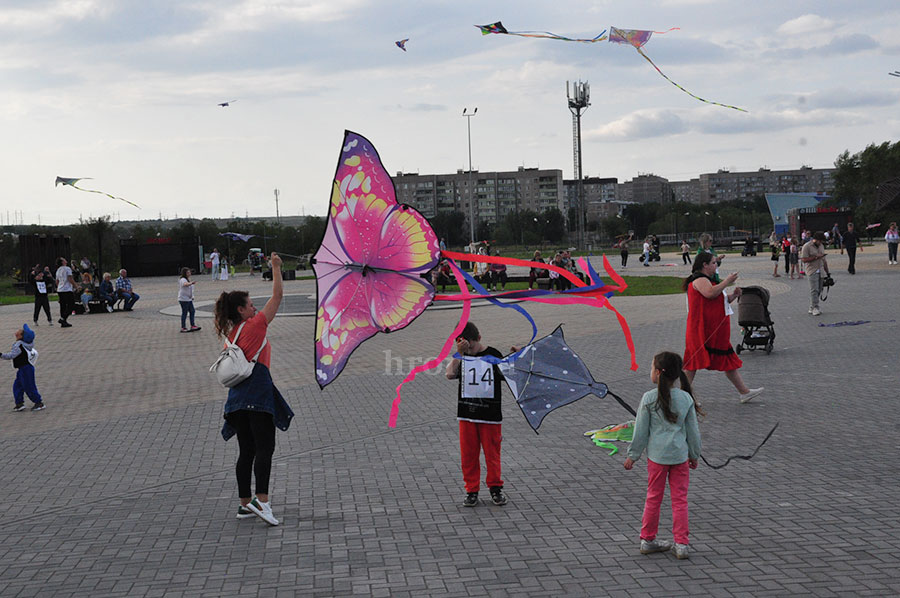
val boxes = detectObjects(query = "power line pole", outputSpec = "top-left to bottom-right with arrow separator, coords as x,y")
463,107 -> 478,245
567,81 -> 590,249
274,189 -> 280,223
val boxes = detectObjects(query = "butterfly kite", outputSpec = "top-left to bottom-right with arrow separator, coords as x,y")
313,130 -> 637,428
55,177 -> 139,208
477,21 -> 746,112
395,39 -> 409,51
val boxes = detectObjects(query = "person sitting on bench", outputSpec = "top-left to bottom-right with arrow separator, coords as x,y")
98,273 -> 116,312
115,269 -> 140,311
79,272 -> 96,311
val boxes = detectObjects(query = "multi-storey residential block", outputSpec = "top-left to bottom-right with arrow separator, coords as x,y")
696,166 -> 834,204
393,167 -> 564,225
563,177 -> 619,222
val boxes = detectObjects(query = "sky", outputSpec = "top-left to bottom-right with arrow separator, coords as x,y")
2,0 -> 900,225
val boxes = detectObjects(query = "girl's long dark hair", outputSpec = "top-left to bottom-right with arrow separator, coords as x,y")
682,252 -> 714,292
214,290 -> 249,339
180,267 -> 191,280
653,351 -> 703,423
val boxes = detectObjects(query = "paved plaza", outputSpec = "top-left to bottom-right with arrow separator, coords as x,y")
1,248 -> 898,597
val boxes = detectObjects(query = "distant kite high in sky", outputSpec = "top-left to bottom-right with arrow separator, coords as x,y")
54,177 -> 139,208
477,21 -> 747,112
218,100 -> 237,107
395,38 -> 409,51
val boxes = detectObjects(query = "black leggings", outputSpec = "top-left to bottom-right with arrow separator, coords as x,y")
227,410 -> 276,498
34,294 -> 51,323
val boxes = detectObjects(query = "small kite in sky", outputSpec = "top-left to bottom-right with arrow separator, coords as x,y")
54,176 -> 139,208
218,232 -> 256,242
497,325 -> 636,432
395,39 -> 409,51
218,100 -> 237,107
889,71 -> 900,78
477,21 -> 746,112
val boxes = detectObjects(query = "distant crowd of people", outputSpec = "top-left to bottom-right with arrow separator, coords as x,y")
28,257 -> 139,328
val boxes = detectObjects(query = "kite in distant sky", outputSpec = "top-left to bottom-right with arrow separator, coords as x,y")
54,176 -> 139,208
477,21 -> 746,112
889,71 -> 900,78
497,325 -> 636,432
395,39 -> 409,51
312,131 -> 637,428
219,232 -> 256,242
218,100 -> 237,107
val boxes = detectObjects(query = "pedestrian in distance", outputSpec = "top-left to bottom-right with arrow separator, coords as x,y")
55,257 -> 76,328
215,253 -> 293,526
840,222 -> 862,275
30,265 -> 53,326
624,351 -> 702,560
886,222 -> 899,264
178,267 -> 201,333
1,324 -> 44,412
800,232 -> 831,316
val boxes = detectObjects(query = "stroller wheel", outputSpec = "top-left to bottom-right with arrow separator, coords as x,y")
765,342 -> 773,355
735,345 -> 742,354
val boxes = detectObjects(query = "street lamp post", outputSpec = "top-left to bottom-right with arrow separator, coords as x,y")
463,107 -> 478,245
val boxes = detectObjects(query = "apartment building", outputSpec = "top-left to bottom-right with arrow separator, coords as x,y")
563,177 -> 621,221
696,166 -> 834,204
393,167 -> 564,225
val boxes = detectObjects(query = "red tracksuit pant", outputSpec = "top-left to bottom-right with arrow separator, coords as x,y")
641,459 -> 690,545
459,421 -> 503,493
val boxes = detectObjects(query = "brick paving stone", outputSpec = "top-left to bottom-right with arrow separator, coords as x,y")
0,251 -> 899,596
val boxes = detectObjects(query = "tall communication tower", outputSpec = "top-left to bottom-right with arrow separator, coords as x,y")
274,188 -> 281,223
567,81 -> 590,248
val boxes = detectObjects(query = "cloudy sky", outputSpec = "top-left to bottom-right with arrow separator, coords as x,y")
2,0 -> 899,225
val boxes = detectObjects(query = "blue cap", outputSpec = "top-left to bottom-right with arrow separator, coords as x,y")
22,324 -> 35,344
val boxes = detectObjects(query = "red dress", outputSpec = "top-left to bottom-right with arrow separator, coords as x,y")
683,280 -> 742,372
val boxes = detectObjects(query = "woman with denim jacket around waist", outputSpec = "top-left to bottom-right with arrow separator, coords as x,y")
214,252 -> 294,526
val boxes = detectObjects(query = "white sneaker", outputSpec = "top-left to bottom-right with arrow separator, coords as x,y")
236,505 -> 256,519
811,307 -> 822,316
808,307 -> 814,314
673,543 -> 690,559
640,538 -> 672,554
740,387 -> 764,403
246,497 -> 279,526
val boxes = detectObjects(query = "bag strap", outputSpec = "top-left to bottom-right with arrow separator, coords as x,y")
228,321 -> 267,362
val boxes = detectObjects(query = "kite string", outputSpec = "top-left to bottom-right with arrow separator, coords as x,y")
700,422 -> 779,469
388,260 -> 472,428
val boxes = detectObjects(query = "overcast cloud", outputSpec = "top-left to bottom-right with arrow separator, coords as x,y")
2,0 -> 900,224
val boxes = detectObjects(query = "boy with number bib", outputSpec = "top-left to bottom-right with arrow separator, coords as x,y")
446,322 -> 507,507
2,324 -> 44,411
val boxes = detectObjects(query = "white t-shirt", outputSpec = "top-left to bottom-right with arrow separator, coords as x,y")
211,252 -> 220,265
56,266 -> 74,292
178,278 -> 194,302
643,242 -> 650,253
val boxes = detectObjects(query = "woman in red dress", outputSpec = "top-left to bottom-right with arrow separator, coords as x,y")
683,253 -> 763,403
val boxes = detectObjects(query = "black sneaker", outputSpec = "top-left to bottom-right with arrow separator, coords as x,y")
61,322 -> 72,328
489,487 -> 507,506
31,403 -> 45,411
462,492 -> 478,507
13,404 -> 26,412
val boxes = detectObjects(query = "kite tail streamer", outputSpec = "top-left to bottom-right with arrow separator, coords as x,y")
441,251 -> 587,291
700,423 -> 779,470
454,265 -> 538,347
388,260 -> 472,428
634,47 -> 747,112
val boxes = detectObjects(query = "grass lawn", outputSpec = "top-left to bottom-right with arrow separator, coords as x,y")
434,275 -> 684,297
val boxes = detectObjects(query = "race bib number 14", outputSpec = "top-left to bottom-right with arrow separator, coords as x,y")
461,357 -> 495,399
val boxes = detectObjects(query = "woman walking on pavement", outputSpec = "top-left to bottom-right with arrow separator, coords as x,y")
178,267 -> 201,333
214,253 -> 293,526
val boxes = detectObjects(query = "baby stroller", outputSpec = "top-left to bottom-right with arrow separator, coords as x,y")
735,286 -> 775,355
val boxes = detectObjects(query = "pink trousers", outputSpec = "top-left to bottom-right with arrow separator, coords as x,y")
641,459 -> 690,545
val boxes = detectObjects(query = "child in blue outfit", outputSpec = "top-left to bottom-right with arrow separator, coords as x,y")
624,351 -> 701,559
2,324 -> 44,411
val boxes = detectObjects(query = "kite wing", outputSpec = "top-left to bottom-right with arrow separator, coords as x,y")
396,39 -> 409,51
313,131 -> 440,387
498,325 -> 610,432
55,176 -> 140,208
